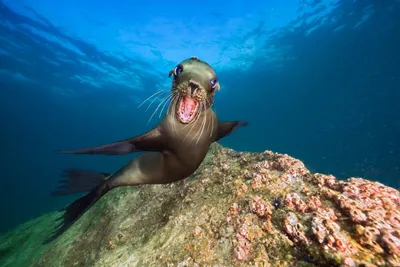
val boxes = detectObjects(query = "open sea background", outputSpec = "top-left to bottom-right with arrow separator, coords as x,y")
0,0 -> 399,234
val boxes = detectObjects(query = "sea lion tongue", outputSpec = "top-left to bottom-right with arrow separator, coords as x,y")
179,97 -> 198,123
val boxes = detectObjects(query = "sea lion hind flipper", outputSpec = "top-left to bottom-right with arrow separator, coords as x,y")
45,183 -> 110,243
215,121 -> 248,141
57,127 -> 166,155
44,190 -> 99,243
51,169 -> 111,195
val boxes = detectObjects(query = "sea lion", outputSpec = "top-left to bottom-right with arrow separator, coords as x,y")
49,57 -> 247,241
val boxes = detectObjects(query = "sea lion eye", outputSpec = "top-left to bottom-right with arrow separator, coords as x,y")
210,78 -> 218,89
174,65 -> 183,76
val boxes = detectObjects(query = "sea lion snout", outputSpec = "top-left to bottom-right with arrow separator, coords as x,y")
188,80 -> 201,95
175,80 -> 208,105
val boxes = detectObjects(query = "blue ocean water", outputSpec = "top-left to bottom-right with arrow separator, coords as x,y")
0,0 -> 399,235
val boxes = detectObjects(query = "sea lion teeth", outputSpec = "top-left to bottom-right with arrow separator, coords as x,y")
177,97 -> 199,124
50,57 -> 248,243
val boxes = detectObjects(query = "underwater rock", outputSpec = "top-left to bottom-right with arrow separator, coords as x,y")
1,143 -> 399,267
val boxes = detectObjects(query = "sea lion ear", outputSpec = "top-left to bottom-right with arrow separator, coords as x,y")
215,83 -> 220,91
168,69 -> 174,78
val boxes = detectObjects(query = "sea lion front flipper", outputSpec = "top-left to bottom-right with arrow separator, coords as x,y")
58,127 -> 166,155
215,121 -> 248,141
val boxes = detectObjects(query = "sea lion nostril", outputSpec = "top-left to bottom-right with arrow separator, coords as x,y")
189,82 -> 199,94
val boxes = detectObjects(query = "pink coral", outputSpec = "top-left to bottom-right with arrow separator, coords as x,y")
284,193 -> 307,212
317,176 -> 400,259
312,217 -> 327,243
307,196 -> 322,211
233,214 -> 264,261
381,229 -> 400,255
234,233 -> 250,261
249,195 -> 272,218
311,208 -> 354,254
253,160 -> 271,173
251,174 -> 264,190
348,207 -> 367,223
230,202 -> 240,217
284,212 -> 309,244
274,154 -> 309,177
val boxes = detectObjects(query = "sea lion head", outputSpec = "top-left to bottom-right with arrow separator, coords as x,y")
169,57 -> 220,124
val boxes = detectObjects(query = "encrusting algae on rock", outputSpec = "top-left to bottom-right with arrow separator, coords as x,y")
0,143 -> 399,267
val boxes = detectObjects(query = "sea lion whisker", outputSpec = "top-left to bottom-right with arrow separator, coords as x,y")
196,102 -> 207,144
158,93 -> 174,118
190,102 -> 203,144
160,92 -> 176,118
191,101 -> 206,145
147,93 -> 173,124
170,94 -> 179,135
145,91 -> 170,112
137,89 -> 166,108
167,93 -> 177,114
182,102 -> 202,144
203,102 -> 208,136
182,117 -> 197,144
205,98 -> 214,137
204,99 -> 210,133
173,94 -> 180,131
181,104 -> 201,131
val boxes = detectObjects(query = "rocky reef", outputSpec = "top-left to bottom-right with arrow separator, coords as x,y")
1,144 -> 399,267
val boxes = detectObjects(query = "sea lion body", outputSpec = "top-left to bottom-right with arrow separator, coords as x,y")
49,57 -> 247,242
108,108 -> 217,188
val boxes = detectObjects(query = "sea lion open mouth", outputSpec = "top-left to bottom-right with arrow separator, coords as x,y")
176,96 -> 199,124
